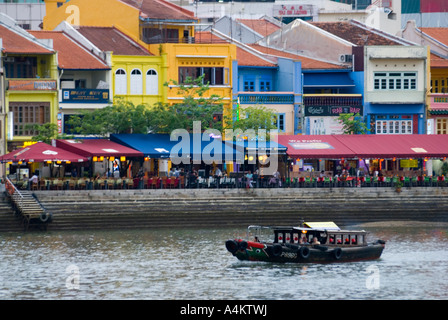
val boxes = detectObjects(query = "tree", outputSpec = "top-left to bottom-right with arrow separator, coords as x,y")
66,100 -> 151,136
223,104 -> 279,140
338,113 -> 367,134
25,123 -> 71,144
147,75 -> 224,133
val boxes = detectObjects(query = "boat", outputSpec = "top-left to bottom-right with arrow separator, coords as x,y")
225,221 -> 385,263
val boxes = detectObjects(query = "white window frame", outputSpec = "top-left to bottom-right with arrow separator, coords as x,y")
373,72 -> 417,90
375,120 -> 412,134
115,68 -> 127,95
130,68 -> 142,95
146,69 -> 158,95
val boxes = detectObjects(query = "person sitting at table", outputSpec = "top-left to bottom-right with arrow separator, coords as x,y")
269,170 -> 282,187
245,171 -> 253,188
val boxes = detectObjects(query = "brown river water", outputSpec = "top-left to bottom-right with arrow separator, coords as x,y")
0,221 -> 446,300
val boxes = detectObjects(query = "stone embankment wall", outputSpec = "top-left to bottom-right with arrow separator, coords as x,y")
24,187 -> 448,231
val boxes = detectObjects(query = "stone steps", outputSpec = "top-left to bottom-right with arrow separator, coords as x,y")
0,195 -> 23,232
29,187 -> 448,231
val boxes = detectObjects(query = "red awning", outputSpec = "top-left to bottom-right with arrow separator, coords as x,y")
55,139 -> 143,158
277,135 -> 356,159
335,134 -> 448,159
0,142 -> 88,163
280,134 -> 448,159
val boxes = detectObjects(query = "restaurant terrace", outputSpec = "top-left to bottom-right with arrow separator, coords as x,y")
1,134 -> 448,190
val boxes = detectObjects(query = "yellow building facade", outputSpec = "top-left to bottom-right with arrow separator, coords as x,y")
43,0 -> 235,115
111,54 -> 164,107
1,35 -> 59,151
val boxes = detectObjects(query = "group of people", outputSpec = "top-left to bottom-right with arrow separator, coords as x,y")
299,236 -> 320,245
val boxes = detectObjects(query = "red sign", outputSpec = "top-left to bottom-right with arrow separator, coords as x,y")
8,79 -> 57,91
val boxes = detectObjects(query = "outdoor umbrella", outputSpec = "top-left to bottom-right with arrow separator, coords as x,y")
0,142 -> 88,163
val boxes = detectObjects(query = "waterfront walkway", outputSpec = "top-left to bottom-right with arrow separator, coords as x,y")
10,174 -> 448,191
2,184 -> 448,232
32,187 -> 448,231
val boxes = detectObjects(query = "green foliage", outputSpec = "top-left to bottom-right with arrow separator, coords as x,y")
223,104 -> 278,140
148,75 -> 223,133
441,162 -> 448,176
338,113 -> 367,135
67,99 -> 151,136
66,75 -> 223,136
25,123 -> 73,144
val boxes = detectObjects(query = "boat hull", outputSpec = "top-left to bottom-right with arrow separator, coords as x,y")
226,239 -> 385,263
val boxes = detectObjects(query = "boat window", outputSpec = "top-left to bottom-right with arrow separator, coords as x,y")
293,233 -> 299,243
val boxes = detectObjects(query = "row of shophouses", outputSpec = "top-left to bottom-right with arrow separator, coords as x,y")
0,0 -> 447,158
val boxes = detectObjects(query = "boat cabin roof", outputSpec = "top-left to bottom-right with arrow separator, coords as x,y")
248,222 -> 366,235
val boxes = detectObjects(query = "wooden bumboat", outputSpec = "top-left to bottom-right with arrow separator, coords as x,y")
225,221 -> 385,263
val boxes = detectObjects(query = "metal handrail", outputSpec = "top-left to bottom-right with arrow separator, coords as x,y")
5,177 -> 25,212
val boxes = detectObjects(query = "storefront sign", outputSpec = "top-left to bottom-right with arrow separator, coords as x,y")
305,105 -> 363,117
400,159 -> 418,168
8,79 -> 57,91
62,89 -> 109,103
273,4 -> 313,17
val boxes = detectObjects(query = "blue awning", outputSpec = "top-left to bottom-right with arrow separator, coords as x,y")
110,133 -> 241,162
110,134 -> 176,159
303,72 -> 355,88
225,140 -> 288,155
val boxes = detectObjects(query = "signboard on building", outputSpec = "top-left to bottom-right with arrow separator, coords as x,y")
304,105 -> 363,117
8,80 -> 57,91
62,89 -> 109,103
273,4 -> 313,17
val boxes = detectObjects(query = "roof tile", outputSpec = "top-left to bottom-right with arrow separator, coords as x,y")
311,21 -> 400,46
421,28 -> 448,46
0,25 -> 53,55
121,0 -> 195,21
237,19 -> 281,37
77,26 -> 151,56
249,44 -> 345,70
29,30 -> 109,70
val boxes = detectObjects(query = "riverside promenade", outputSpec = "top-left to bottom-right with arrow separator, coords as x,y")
2,187 -> 442,231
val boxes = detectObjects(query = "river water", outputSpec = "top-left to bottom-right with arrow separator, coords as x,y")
0,222 -> 446,301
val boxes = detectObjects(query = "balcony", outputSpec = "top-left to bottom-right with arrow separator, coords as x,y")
239,92 -> 295,105
429,93 -> 448,115
303,94 -> 363,116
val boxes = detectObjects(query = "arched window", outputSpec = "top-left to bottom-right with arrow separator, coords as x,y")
146,69 -> 158,95
130,68 -> 142,95
115,69 -> 127,95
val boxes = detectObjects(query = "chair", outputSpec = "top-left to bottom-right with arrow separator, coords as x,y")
431,176 -> 438,187
142,177 -> 148,189
324,177 -> 331,188
39,179 -> 49,190
52,179 -> 63,190
403,177 -> 411,188
125,178 -> 134,189
149,178 -> 158,189
115,178 -> 123,189
179,176 -> 185,188
161,176 -> 168,189
68,179 -> 76,190
305,177 -> 312,188
77,179 -> 86,190
364,176 -> 371,187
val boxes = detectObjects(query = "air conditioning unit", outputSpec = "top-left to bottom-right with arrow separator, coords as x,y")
339,54 -> 353,63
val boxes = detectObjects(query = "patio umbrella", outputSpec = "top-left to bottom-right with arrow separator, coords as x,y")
0,142 -> 88,163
